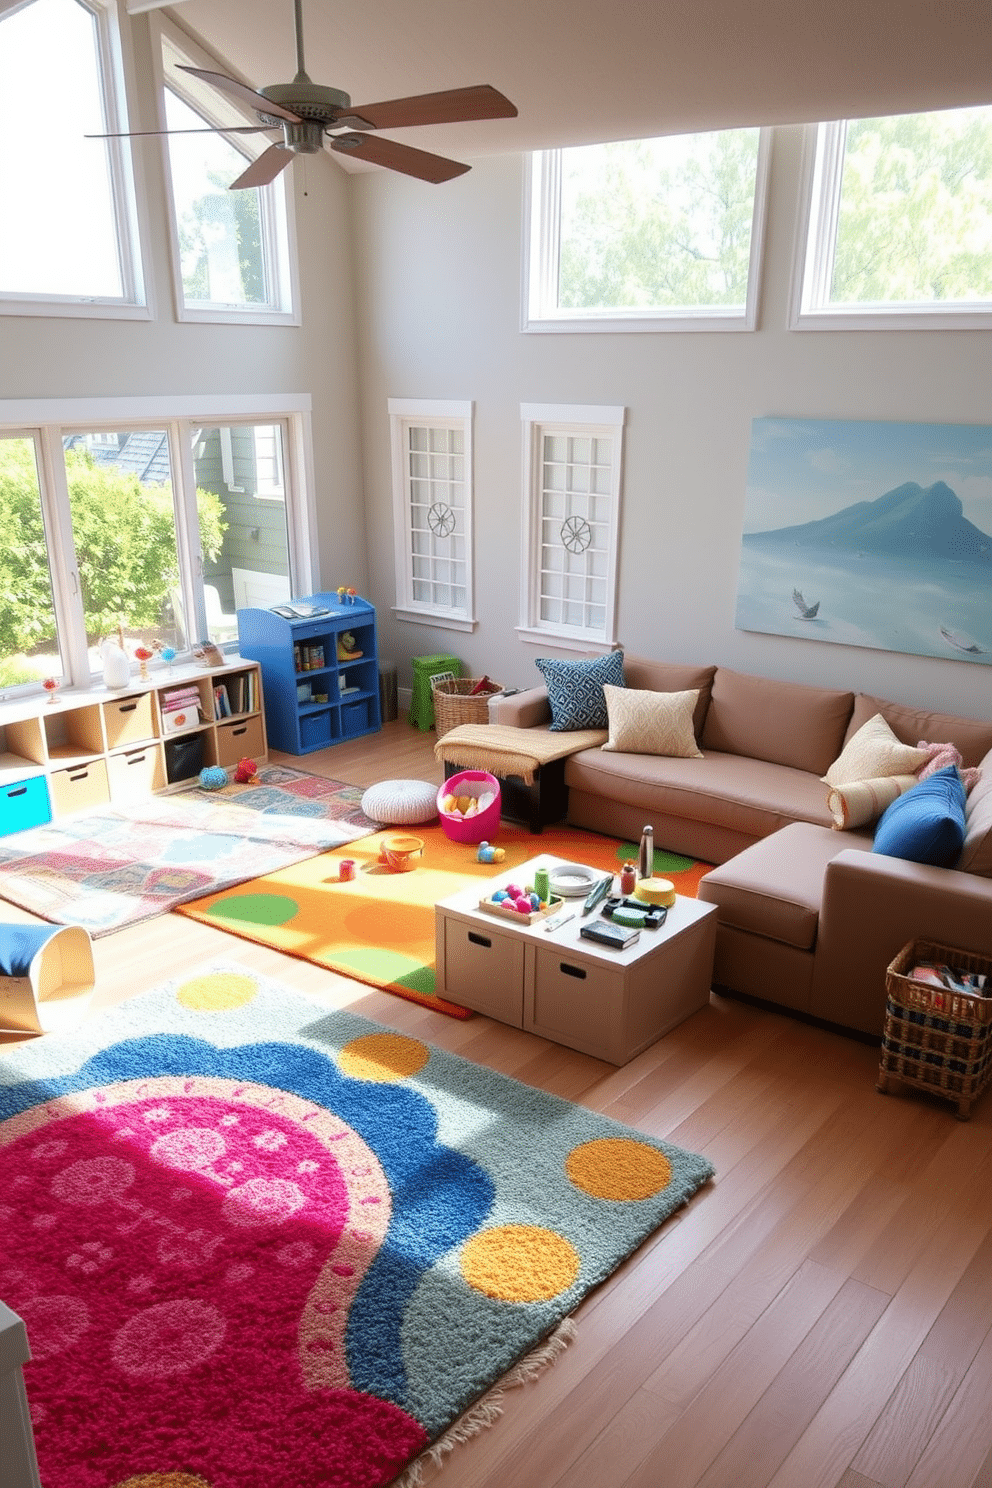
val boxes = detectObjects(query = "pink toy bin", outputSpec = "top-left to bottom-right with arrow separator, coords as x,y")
437,770 -> 501,844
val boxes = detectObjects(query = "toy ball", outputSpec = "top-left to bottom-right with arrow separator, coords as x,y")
513,896 -> 532,914
198,766 -> 228,791
234,756 -> 258,784
529,892 -> 541,910
505,883 -> 522,901
491,888 -> 509,903
476,841 -> 506,864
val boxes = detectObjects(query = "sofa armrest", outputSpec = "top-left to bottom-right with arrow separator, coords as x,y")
810,849 -> 992,1035
488,685 -> 551,729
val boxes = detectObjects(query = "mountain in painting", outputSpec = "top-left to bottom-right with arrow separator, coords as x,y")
744,481 -> 992,564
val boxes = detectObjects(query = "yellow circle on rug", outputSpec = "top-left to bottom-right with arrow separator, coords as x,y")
460,1224 -> 580,1301
566,1138 -> 672,1201
175,972 -> 258,1012
339,1033 -> 430,1082
115,1475 -> 214,1488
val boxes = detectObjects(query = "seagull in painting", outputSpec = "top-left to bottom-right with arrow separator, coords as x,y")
792,588 -> 820,619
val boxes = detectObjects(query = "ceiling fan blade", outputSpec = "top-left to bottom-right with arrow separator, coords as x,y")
331,132 -> 470,183
177,64 -> 304,124
230,144 -> 295,189
335,84 -> 517,132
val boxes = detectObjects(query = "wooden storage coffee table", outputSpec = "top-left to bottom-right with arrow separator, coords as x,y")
435,855 -> 717,1064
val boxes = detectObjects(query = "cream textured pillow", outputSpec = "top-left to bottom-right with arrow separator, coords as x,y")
826,774 -> 919,830
823,713 -> 929,787
602,685 -> 702,757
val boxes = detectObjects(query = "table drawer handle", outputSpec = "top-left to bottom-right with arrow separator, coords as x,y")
468,932 -> 492,949
560,963 -> 586,979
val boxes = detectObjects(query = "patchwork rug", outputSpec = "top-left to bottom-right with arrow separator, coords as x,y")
177,821 -> 712,1018
0,767 -> 376,936
0,960 -> 715,1488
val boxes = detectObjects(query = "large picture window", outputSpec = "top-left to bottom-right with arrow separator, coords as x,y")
0,0 -> 146,317
388,400 -> 475,631
792,106 -> 992,329
525,130 -> 769,332
519,404 -> 625,649
0,397 -> 313,699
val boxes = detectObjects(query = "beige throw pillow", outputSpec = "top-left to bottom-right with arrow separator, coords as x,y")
826,773 -> 919,830
602,685 -> 702,757
823,712 -> 929,787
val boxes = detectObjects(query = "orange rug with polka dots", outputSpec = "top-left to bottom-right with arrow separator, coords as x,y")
175,820 -> 712,1018
0,960 -> 715,1488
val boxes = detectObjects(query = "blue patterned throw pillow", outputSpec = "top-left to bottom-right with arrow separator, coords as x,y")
872,765 -> 967,868
536,651 -> 626,731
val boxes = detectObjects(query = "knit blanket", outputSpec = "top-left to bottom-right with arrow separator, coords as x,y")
435,724 -> 607,785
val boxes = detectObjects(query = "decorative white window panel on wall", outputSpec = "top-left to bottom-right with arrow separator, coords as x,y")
519,404 -> 625,650
389,400 -> 475,631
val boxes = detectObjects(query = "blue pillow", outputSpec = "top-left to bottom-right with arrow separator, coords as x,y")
536,651 -> 626,731
872,765 -> 967,868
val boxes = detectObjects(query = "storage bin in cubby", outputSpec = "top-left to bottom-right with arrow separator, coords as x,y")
341,699 -> 370,736
216,715 -> 265,767
107,744 -> 166,805
48,759 -> 110,817
102,692 -> 154,749
0,774 -> 51,836
299,711 -> 333,752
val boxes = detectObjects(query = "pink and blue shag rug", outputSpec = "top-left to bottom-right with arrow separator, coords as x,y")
0,960 -> 715,1488
0,766 -> 376,936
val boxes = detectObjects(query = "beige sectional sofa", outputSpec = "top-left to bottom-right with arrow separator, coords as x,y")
491,657 -> 992,1037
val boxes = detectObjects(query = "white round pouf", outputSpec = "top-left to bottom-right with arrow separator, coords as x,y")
361,778 -> 438,826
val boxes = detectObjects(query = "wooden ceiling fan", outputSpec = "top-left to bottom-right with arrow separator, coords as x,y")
95,0 -> 516,187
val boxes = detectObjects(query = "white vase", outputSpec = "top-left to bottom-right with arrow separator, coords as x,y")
101,638 -> 131,689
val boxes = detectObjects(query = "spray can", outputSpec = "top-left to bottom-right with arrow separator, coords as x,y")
638,825 -> 654,880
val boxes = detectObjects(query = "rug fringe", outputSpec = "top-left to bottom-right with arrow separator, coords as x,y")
394,1316 -> 578,1487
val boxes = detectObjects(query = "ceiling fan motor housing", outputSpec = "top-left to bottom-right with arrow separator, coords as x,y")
257,78 -> 351,149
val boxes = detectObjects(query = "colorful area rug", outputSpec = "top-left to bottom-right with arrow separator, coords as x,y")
0,767 -> 376,936
0,960 -> 715,1488
177,821 -> 712,1018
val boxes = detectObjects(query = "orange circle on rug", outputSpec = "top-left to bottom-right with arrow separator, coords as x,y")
566,1138 -> 672,1201
116,1476 -> 214,1488
460,1224 -> 580,1302
175,972 -> 259,1012
338,1033 -> 431,1082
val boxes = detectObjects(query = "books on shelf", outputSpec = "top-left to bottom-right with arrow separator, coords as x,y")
213,684 -> 231,719
160,685 -> 201,712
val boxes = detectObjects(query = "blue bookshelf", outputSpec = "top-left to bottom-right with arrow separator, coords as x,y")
236,594 -> 381,755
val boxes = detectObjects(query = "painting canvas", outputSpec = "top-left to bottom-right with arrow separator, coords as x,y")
736,418 -> 992,663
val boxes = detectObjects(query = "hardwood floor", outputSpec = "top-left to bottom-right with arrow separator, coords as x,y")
4,719 -> 991,1488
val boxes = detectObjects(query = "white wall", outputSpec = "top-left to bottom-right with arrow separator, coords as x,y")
351,128 -> 992,719
0,12 -> 369,599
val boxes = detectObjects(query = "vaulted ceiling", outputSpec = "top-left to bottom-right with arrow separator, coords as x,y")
167,0 -> 992,172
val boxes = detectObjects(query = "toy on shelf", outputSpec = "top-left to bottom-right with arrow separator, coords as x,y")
42,677 -> 60,705
337,632 -> 363,661
100,625 -> 131,689
198,766 -> 228,791
233,757 -> 258,784
134,645 -> 154,681
476,841 -> 505,864
336,586 -> 359,606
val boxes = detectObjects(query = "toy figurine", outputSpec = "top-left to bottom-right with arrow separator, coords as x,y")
477,841 -> 505,863
233,757 -> 258,784
337,632 -> 363,661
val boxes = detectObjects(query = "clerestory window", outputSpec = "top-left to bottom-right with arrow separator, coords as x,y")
524,129 -> 769,332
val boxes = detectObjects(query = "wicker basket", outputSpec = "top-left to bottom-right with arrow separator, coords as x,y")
431,677 -> 502,737
877,938 -> 992,1119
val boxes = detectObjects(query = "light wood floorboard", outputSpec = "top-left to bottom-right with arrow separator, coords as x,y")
3,718 -> 991,1487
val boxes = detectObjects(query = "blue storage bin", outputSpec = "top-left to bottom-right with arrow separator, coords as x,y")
299,711 -> 332,751
341,699 -> 370,736
1,775 -> 51,837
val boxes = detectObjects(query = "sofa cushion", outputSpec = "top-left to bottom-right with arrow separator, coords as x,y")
601,685 -> 702,758
700,668 -> 853,776
872,766 -> 967,868
536,651 -> 626,731
620,658 -> 716,738
956,744 -> 992,877
844,693 -> 992,769
823,713 -> 930,787
699,823 -> 865,951
564,746 -> 836,839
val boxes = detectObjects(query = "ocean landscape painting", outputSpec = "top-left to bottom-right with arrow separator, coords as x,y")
736,418 -> 992,664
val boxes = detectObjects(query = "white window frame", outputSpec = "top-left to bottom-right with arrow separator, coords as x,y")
0,393 -> 317,698
523,131 -> 771,334
151,13 -> 299,326
791,119 -> 992,331
518,403 -> 625,651
388,398 -> 476,632
0,0 -> 151,320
